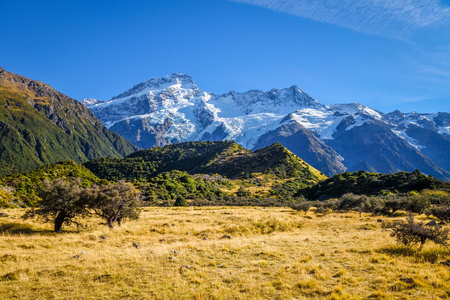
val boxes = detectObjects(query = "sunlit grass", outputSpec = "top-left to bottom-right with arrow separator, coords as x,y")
0,207 -> 449,299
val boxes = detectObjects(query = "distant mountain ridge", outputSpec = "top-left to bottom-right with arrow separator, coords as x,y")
0,67 -> 138,176
84,73 -> 450,181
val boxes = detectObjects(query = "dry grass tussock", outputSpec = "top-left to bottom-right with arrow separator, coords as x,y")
0,207 -> 450,299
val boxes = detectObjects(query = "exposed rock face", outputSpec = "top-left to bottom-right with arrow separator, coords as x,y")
253,121 -> 345,176
84,74 -> 450,180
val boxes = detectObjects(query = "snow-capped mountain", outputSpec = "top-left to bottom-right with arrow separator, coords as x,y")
84,74 -> 450,180
385,111 -> 450,175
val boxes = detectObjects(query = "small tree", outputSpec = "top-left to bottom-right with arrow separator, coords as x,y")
86,180 -> 141,229
23,178 -> 88,232
389,213 -> 448,250
174,195 -> 187,207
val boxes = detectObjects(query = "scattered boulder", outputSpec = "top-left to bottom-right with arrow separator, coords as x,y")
170,250 -> 181,255
73,251 -> 87,259
220,235 -> 231,239
159,239 -> 167,242
132,242 -> 140,248
377,219 -> 383,223
399,275 -> 415,284
0,254 -> 16,262
202,237 -> 208,241
100,235 -> 109,240
426,220 -> 437,226
0,213 -> 9,217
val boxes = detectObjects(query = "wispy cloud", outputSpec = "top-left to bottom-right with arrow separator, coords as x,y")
230,0 -> 450,39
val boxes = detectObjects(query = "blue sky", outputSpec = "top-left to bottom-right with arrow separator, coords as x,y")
1,0 -> 449,113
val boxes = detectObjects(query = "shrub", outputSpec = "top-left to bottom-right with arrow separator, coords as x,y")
291,201 -> 315,215
428,206 -> 450,223
388,213 -> 449,250
174,196 -> 187,207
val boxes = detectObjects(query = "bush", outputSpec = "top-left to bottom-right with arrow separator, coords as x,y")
428,206 -> 450,223
174,196 -> 187,207
291,201 -> 315,215
388,213 -> 449,250
291,200 -> 337,216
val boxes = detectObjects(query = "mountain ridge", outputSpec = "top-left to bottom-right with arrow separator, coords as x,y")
0,67 -> 139,176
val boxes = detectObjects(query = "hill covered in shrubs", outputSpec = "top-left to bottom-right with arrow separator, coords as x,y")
299,170 -> 450,200
84,141 -> 326,182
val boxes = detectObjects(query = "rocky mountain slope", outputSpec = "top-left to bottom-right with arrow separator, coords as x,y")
84,74 -> 450,181
0,67 -> 138,176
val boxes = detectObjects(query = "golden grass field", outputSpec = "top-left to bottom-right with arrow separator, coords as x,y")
0,207 -> 449,299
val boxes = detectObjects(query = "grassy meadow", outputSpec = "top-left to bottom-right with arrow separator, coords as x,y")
0,207 -> 449,299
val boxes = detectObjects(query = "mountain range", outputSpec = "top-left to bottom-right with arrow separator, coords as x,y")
0,67 -> 138,176
83,74 -> 450,181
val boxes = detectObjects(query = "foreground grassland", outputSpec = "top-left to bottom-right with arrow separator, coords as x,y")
0,207 -> 449,299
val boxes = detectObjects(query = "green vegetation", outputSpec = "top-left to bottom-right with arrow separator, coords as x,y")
299,169 -> 450,200
0,161 -> 103,207
139,171 -> 225,206
84,141 -> 325,182
0,68 -> 137,177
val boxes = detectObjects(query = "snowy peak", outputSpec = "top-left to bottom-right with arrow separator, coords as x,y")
111,73 -> 199,101
386,110 -> 450,136
82,98 -> 105,106
217,85 -> 325,115
82,73 -> 450,181
329,103 -> 383,120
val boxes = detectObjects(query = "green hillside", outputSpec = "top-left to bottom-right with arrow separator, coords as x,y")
84,141 -> 326,182
0,161 -> 102,206
299,169 -> 450,200
0,67 -> 138,176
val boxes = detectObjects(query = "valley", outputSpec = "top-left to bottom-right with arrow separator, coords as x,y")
1,207 -> 449,299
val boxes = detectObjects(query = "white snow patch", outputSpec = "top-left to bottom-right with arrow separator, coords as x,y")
392,129 -> 425,150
